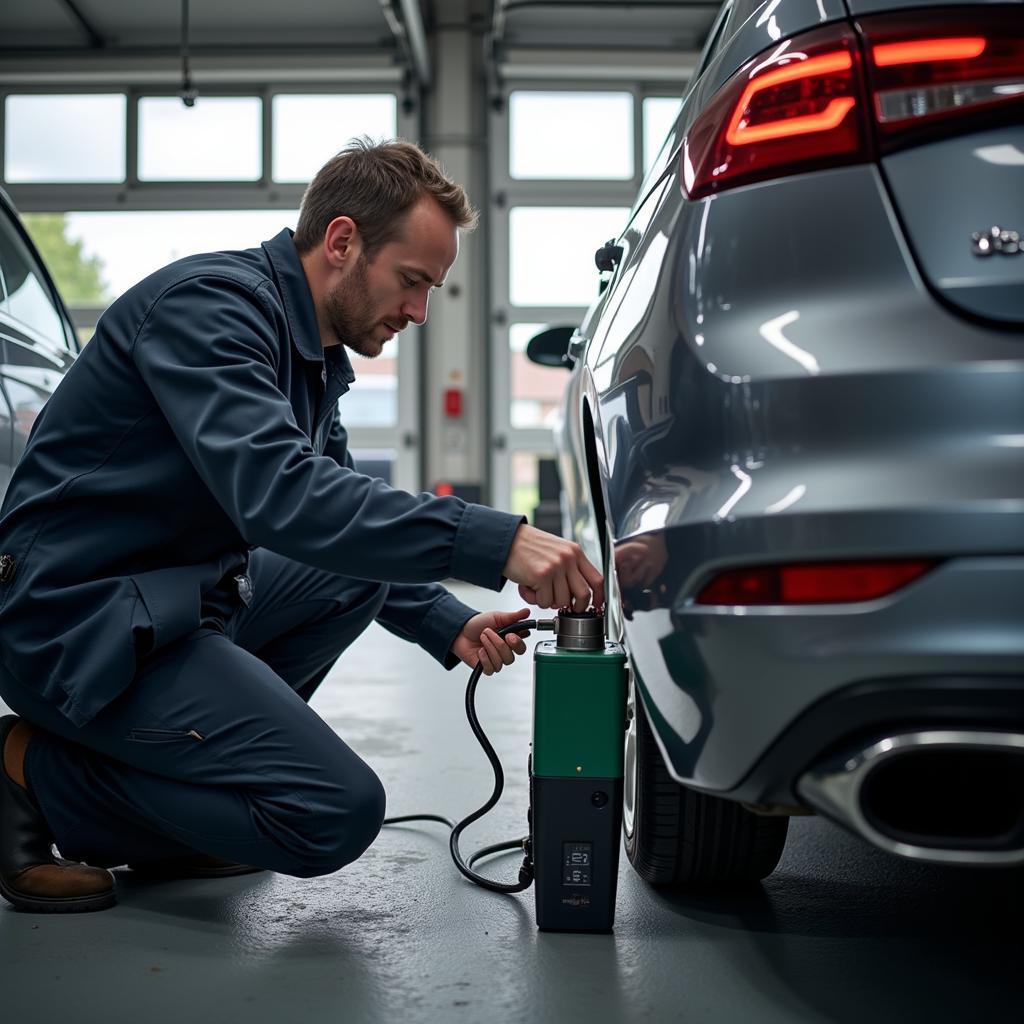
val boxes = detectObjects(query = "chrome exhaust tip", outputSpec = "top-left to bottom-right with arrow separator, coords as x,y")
797,730 -> 1024,866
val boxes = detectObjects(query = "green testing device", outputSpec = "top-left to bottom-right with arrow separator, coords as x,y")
530,612 -> 628,933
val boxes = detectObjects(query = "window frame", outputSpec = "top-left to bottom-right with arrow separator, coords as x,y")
0,83 -> 406,212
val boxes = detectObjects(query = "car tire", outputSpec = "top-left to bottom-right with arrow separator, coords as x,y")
623,684 -> 789,887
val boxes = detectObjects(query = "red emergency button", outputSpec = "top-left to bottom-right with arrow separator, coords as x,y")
444,388 -> 463,417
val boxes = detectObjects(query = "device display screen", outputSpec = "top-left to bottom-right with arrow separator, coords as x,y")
562,842 -> 593,886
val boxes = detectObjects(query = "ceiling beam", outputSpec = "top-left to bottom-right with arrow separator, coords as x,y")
377,0 -> 432,90
398,0 -> 431,88
0,49 -> 404,86
499,46 -> 697,82
56,0 -> 106,49
486,1 -> 709,103
491,0 -> 721,49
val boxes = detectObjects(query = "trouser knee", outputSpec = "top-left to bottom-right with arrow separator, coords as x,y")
285,766 -> 387,879
305,580 -> 389,657
320,579 -> 389,627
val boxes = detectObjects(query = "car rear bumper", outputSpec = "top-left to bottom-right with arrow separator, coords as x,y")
620,544 -> 1024,797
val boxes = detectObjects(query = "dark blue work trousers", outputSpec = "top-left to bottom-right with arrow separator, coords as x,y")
1,549 -> 389,877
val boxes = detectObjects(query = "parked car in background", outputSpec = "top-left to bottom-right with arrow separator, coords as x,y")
530,0 -> 1024,886
0,189 -> 79,504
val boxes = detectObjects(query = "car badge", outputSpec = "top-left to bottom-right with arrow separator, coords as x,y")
971,225 -> 1021,257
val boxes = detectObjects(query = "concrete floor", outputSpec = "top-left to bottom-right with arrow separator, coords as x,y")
2,581 -> 1021,1023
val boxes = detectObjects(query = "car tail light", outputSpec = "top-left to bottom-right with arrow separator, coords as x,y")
682,7 -> 1024,198
859,8 -> 1024,152
695,559 -> 936,606
683,24 -> 870,200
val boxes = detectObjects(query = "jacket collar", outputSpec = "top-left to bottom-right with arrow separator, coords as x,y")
261,228 -> 355,384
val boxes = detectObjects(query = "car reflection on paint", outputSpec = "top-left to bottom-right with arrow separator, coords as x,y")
528,0 -> 1024,886
0,190 -> 80,503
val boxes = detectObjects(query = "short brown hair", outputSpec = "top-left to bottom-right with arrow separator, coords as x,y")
293,137 -> 478,256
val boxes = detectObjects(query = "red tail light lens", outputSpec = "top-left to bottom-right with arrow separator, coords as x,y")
724,51 -> 857,145
859,9 -> 1024,151
682,24 -> 869,200
696,560 -> 936,606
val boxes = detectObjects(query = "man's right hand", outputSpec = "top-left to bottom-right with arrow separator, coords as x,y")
502,523 -> 605,611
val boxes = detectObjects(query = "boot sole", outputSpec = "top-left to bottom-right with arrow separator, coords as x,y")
0,873 -> 116,913
127,862 -> 265,880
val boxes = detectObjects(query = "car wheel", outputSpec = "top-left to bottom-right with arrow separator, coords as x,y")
623,680 -> 789,887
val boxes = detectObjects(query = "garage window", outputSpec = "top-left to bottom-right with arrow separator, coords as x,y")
642,97 -> 681,174
3,84 -> 417,490
509,206 -> 630,307
509,323 -> 567,430
43,210 -> 292,300
491,82 -> 686,516
138,97 -> 263,181
509,91 -> 633,180
272,94 -> 397,183
4,95 -> 126,183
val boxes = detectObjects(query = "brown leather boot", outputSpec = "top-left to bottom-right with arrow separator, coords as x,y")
0,715 -> 116,913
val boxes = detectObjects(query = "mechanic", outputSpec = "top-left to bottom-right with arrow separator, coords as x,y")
0,139 -> 604,914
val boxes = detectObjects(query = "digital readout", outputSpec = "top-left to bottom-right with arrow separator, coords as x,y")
562,842 -> 593,886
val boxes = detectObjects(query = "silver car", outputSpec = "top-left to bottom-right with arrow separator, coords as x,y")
530,0 -> 1024,884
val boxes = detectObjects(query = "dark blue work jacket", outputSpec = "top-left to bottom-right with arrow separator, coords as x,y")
0,229 -> 521,726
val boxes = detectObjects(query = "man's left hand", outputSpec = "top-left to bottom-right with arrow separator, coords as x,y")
451,608 -> 532,675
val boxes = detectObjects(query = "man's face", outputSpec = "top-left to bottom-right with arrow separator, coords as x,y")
324,196 -> 459,359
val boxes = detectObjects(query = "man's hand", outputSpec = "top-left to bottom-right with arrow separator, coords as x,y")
503,524 -> 605,610
451,607 -> 532,675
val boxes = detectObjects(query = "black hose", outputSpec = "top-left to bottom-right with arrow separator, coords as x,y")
382,620 -> 544,894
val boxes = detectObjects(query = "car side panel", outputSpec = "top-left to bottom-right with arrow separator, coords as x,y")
584,155 -> 1024,792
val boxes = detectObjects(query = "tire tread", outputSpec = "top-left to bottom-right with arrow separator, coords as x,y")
625,694 -> 788,887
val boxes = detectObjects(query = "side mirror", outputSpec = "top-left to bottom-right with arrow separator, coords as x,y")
526,326 -> 575,369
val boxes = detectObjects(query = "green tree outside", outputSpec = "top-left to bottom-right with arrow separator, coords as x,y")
21,213 -> 110,306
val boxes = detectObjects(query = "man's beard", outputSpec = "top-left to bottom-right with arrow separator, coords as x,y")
324,255 -> 384,358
